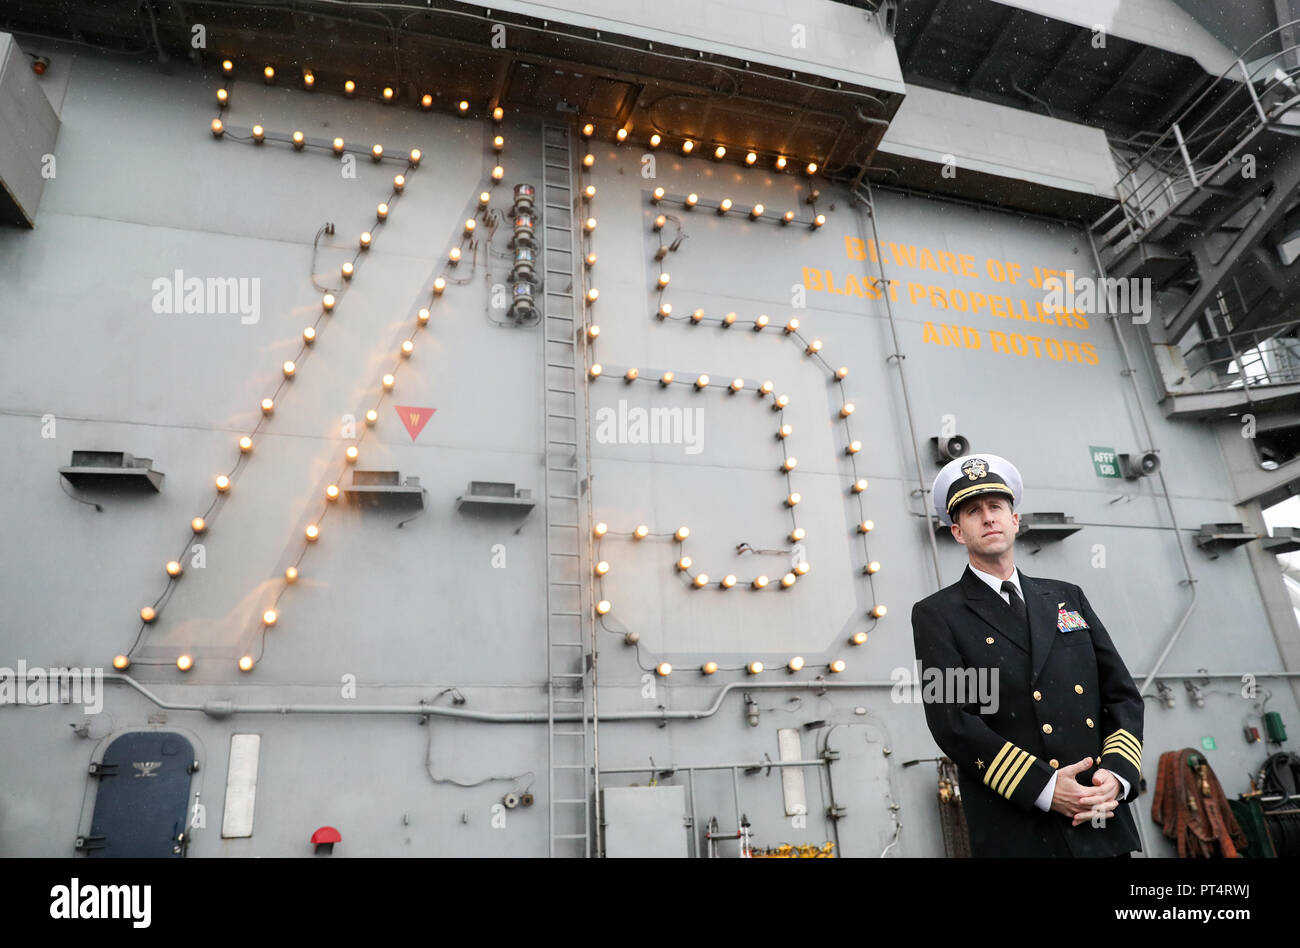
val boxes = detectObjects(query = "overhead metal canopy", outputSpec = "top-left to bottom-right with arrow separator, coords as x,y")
893,0 -> 1218,139
0,0 -> 904,179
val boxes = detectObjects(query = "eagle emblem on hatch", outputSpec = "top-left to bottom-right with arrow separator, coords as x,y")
961,458 -> 988,480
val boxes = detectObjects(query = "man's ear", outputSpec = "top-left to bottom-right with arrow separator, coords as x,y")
950,522 -> 966,547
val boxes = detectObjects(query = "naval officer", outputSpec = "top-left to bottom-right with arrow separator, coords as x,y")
911,454 -> 1144,857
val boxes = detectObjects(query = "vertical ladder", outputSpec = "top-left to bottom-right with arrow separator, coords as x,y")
540,123 -> 592,858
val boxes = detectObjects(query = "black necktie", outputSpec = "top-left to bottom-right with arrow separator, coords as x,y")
1001,580 -> 1027,623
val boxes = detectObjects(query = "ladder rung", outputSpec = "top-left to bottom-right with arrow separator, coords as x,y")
544,161 -> 570,170
546,387 -> 575,394
548,467 -> 578,474
548,440 -> 577,446
552,833 -> 589,839
550,610 -> 583,617
549,642 -> 584,648
550,493 -> 579,500
553,798 -> 588,804
550,580 -> 581,587
546,361 -> 574,369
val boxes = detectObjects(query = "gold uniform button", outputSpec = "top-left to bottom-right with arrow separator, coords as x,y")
1032,691 -> 1042,701
985,637 -> 995,644
1086,718 -> 1094,728
1074,684 -> 1084,694
1042,723 -> 1053,734
1050,759 -> 1059,768
1096,756 -> 1102,766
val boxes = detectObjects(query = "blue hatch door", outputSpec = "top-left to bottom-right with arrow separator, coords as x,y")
80,731 -> 195,857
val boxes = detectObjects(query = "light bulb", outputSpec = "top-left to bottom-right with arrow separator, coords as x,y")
806,162 -> 818,175
285,566 -> 299,583
377,203 -> 389,220
263,609 -> 277,626
479,191 -> 491,206
341,262 -> 353,280
748,661 -> 764,674
394,174 -> 406,190
721,575 -> 736,589
585,217 -> 597,232
865,561 -> 881,574
690,309 -> 705,324
261,398 -> 274,415
593,523 -> 608,537
851,631 -> 868,646
806,339 -> 822,354
652,187 -> 664,202
657,303 -> 671,319
433,277 -> 446,294
239,655 -> 254,672
493,135 -> 504,151
787,492 -> 801,506
191,517 -> 207,534
493,106 -> 504,121
282,360 -> 296,378
723,311 -> 737,326
852,478 -> 868,493
791,527 -> 806,542
239,435 -> 253,453
582,154 -> 594,168
782,457 -> 797,471
649,134 -> 661,147
694,574 -> 709,587
846,440 -> 862,455
371,144 -> 383,161
305,524 -> 320,542
584,184 -> 596,199
685,193 -> 698,208
836,366 -> 849,380
417,308 -> 430,325
750,204 -> 765,219
586,288 -> 599,304
365,409 -> 378,425
624,368 -> 639,382
458,100 -> 469,113
859,521 -> 875,533
221,59 -> 233,75
675,526 -> 690,541
634,525 -> 649,539
302,72 -> 315,88
795,562 -> 810,576
753,576 -> 769,589
754,315 -> 769,330
113,655 -> 129,670
813,214 -> 827,229
783,210 -> 796,224
841,403 -> 855,417
778,424 -> 793,438
140,607 -> 157,623
401,340 -> 414,358
381,376 -> 393,392
616,128 -> 628,142
660,371 -> 674,386
589,364 -> 602,379
360,232 -> 372,249
677,557 -> 692,571
332,137 -> 345,155
775,156 -> 787,170
681,140 -> 694,153
714,145 -> 726,159
596,600 -> 611,615
326,484 -> 340,501
656,662 -> 672,677
166,560 -> 182,577
251,124 -> 265,143
263,65 -> 274,82
449,247 -> 461,263
653,215 -> 666,231
421,93 -> 432,108
788,656 -> 804,672
177,655 -> 194,672
492,165 -> 504,181
344,80 -> 355,96
702,661 -> 718,674
210,118 -> 224,137
322,293 -> 335,311
657,272 -> 670,288
774,394 -> 790,410
216,88 -> 229,107
595,561 -> 609,576
785,318 -> 800,333
215,475 -> 231,493
830,659 -> 846,673
718,198 -> 732,214
871,605 -> 887,618
745,151 -> 757,165
730,378 -> 744,393
346,444 -> 360,461
582,123 -> 594,137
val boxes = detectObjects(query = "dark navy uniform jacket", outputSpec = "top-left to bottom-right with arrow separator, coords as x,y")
911,566 -> 1144,857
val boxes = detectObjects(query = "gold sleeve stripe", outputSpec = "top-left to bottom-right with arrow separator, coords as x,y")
1103,731 -> 1142,761
993,749 -> 1027,795
1104,745 -> 1142,772
984,743 -> 1038,799
1104,727 -> 1141,750
1002,751 -> 1037,798
984,742 -> 1015,789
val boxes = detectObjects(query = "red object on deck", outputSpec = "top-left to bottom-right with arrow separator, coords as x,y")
311,826 -> 341,845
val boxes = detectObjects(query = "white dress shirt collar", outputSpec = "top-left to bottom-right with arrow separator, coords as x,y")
970,564 -> 1021,601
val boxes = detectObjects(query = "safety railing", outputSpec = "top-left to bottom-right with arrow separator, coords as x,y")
1094,20 -> 1300,250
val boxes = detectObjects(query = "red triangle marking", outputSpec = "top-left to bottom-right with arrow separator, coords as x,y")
395,405 -> 436,441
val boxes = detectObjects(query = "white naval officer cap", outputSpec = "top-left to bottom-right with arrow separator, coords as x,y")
932,454 -> 1023,526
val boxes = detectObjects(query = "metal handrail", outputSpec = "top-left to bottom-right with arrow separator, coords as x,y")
1094,21 -> 1300,240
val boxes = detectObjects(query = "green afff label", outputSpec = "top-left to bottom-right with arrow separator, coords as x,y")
1201,736 -> 1216,751
1090,446 -> 1121,478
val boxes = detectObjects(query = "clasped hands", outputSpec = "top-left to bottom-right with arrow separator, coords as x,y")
1050,758 -> 1121,827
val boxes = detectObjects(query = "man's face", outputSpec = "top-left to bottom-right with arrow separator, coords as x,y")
950,494 -> 1018,555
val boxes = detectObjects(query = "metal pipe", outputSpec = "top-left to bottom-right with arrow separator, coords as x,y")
1086,230 -> 1199,696
688,769 -> 699,858
91,669 -> 1300,722
601,759 -> 826,773
855,180 -> 945,588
